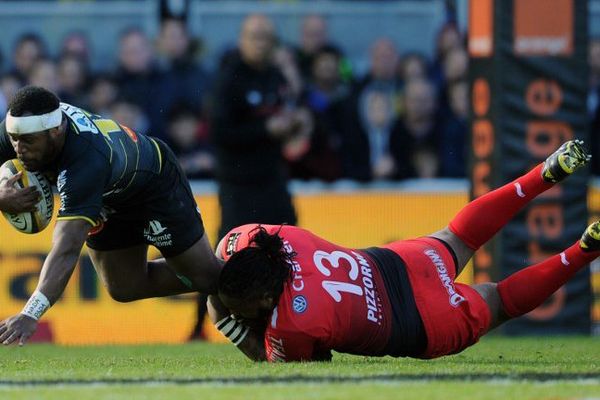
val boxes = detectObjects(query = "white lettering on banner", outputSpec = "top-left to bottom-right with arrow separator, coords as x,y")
515,37 -> 569,56
424,249 -> 466,307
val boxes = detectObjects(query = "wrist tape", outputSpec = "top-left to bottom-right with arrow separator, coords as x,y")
216,315 -> 250,346
21,290 -> 50,320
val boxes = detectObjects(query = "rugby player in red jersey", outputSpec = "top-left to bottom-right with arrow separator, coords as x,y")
208,140 -> 600,362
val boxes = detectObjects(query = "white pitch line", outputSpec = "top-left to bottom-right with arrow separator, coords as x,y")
0,377 -> 599,389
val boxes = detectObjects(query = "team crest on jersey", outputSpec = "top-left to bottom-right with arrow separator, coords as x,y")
61,103 -> 99,134
292,295 -> 308,313
226,232 -> 241,256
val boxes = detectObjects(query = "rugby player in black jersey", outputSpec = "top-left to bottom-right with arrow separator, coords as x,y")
0,86 -> 221,345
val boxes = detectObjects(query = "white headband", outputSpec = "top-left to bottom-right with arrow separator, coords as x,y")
5,107 -> 62,135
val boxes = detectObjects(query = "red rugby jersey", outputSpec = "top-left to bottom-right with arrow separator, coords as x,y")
220,224 -> 392,362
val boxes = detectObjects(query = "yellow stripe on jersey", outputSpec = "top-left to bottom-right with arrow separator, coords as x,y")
56,215 -> 97,227
94,119 -> 122,139
150,138 -> 163,173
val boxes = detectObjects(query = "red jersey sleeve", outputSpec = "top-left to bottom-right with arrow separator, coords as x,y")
265,329 -> 317,362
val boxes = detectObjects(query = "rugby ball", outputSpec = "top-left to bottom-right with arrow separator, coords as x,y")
0,159 -> 53,234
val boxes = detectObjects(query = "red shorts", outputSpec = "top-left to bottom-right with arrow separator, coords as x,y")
383,237 -> 491,359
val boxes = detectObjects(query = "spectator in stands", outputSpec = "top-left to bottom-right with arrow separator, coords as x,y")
589,38 -> 600,176
448,80 -> 468,122
10,33 -> 47,85
110,97 -> 149,134
295,14 -> 329,81
395,78 -> 465,178
87,74 -> 119,116
114,27 -> 170,138
359,38 -> 401,90
442,79 -> 468,177
290,44 -> 347,181
211,14 -> 307,239
443,47 -> 468,85
194,14 -> 312,342
167,103 -> 214,180
60,31 -> 91,64
436,46 -> 468,119
342,88 -> 411,181
273,46 -> 304,101
0,73 -> 21,106
431,21 -> 463,89
271,45 -> 314,168
398,52 -> 429,83
28,59 -> 59,94
397,79 -> 440,178
57,55 -> 89,105
295,14 -> 352,84
343,38 -> 405,181
156,17 -> 211,113
350,38 -> 403,115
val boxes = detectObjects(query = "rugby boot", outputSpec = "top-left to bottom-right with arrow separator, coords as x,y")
580,221 -> 600,253
541,139 -> 591,183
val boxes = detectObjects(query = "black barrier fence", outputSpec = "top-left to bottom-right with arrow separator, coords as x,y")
469,0 -> 591,334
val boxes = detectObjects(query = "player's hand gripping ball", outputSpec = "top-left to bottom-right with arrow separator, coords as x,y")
0,159 -> 53,233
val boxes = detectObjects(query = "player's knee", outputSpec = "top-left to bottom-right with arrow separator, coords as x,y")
472,282 -> 498,302
430,227 -> 474,272
472,282 -> 508,330
106,285 -> 139,303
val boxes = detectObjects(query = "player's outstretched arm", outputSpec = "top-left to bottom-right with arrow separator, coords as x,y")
0,219 -> 91,346
207,295 -> 267,361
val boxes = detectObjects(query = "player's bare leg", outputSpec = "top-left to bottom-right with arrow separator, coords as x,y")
164,233 -> 222,294
90,234 -> 222,302
90,245 -> 195,302
473,221 -> 600,330
431,140 -> 590,276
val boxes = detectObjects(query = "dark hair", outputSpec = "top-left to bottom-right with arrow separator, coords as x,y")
315,44 -> 342,59
218,226 -> 295,303
167,102 -> 200,123
13,33 -> 47,56
8,86 -> 60,117
119,26 -> 146,42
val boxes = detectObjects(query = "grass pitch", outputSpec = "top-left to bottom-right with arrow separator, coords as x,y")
0,337 -> 598,399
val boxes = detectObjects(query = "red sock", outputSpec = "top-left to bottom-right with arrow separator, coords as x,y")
449,164 -> 553,250
497,243 -> 599,318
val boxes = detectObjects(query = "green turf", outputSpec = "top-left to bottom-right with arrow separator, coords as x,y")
2,383 -> 599,400
0,337 -> 598,399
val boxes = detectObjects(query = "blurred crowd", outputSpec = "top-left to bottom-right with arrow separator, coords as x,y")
0,14 -> 598,181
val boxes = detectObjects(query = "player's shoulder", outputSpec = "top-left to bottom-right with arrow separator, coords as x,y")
268,290 -> 327,337
219,224 -> 284,260
61,103 -> 104,135
59,103 -> 116,158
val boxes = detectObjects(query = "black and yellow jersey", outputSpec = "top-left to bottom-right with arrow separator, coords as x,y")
0,103 -> 162,226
